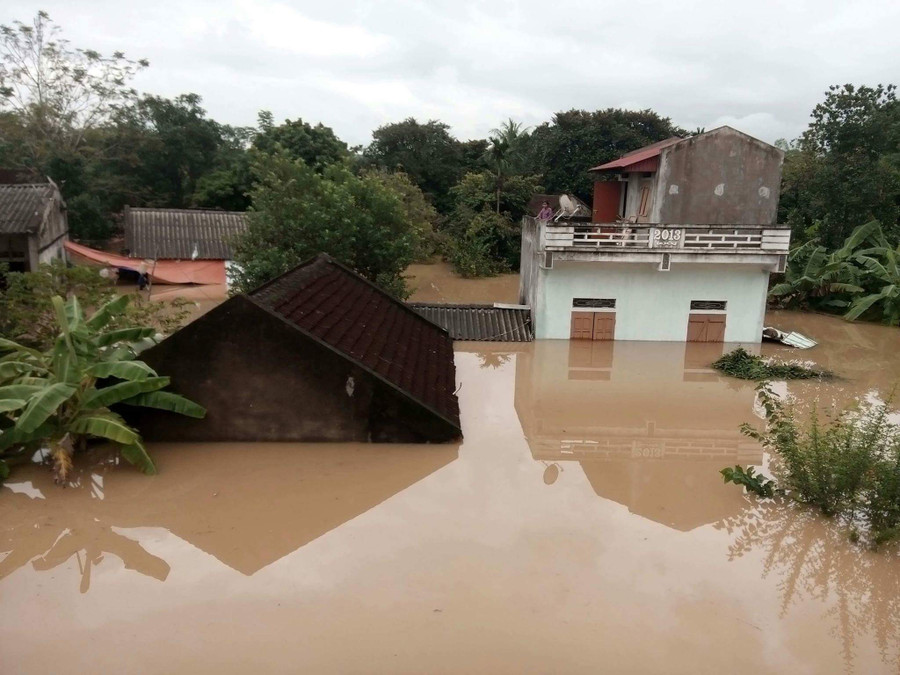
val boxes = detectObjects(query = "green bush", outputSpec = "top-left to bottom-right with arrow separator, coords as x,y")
713,347 -> 831,380
731,385 -> 900,547
0,260 -> 189,350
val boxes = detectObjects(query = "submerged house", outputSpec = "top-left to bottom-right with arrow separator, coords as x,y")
520,126 -> 790,342
122,206 -> 248,284
0,179 -> 68,273
131,254 -> 461,443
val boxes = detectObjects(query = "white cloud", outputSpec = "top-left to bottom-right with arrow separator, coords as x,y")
1,0 -> 899,145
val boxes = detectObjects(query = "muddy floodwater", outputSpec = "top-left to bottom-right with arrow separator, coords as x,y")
3,277 -> 900,673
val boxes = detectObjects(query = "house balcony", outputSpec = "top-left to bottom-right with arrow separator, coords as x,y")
522,217 -> 791,271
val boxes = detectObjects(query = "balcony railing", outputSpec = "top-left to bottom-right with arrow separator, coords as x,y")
532,219 -> 791,254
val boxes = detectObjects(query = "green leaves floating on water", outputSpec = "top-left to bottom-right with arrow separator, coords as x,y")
713,347 -> 831,381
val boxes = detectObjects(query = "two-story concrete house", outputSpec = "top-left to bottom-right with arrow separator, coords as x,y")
519,126 -> 790,342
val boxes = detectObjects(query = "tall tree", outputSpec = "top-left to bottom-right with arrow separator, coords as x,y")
364,118 -> 465,213
232,153 -> 420,297
0,11 -> 147,169
522,108 -> 685,201
781,84 -> 900,248
252,111 -> 348,170
484,119 -> 530,213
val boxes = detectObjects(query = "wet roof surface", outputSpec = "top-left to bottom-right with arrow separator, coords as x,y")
124,208 -> 248,260
589,136 -> 683,172
0,183 -> 55,234
250,254 -> 460,429
409,303 -> 533,342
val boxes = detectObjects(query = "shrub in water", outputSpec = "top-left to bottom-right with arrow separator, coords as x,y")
713,347 -> 831,381
730,384 -> 900,547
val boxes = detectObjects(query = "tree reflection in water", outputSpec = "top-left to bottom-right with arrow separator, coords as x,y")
0,454 -> 169,594
716,500 -> 900,672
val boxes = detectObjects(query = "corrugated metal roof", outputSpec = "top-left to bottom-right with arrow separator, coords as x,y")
589,137 -> 683,172
0,184 -> 54,234
124,207 -> 248,260
408,303 -> 534,342
249,254 -> 461,432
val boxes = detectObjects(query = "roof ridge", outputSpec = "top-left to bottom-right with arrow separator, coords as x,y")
249,253 -> 453,338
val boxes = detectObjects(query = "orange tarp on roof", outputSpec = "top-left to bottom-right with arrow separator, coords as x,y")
64,241 -> 226,285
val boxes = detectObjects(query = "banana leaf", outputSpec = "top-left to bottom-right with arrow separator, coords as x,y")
121,390 -> 206,418
0,398 -> 27,413
0,361 -> 44,379
0,419 -> 56,451
69,412 -> 139,445
86,294 -> 131,330
83,377 -> 170,409
87,360 -> 157,381
65,296 -> 84,328
0,384 -> 44,400
95,327 -> 156,347
844,292 -> 886,321
0,338 -> 42,357
120,439 -> 157,475
16,383 -> 77,433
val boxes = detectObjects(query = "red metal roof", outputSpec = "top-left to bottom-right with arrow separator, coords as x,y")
589,137 -> 683,172
249,254 -> 461,432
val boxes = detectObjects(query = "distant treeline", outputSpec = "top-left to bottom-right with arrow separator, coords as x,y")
1,12 -> 898,299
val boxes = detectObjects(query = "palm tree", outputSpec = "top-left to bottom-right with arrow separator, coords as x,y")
0,294 -> 205,483
483,119 -> 529,213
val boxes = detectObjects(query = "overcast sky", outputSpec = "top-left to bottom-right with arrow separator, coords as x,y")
3,1 -> 899,146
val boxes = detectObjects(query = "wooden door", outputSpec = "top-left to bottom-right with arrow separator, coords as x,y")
592,313 -> 616,341
570,312 -> 594,339
687,313 -> 726,342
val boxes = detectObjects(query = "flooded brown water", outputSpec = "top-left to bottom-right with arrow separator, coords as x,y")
407,261 -> 520,304
3,269 -> 900,673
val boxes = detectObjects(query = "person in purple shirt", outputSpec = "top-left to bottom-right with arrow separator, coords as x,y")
538,201 -> 554,220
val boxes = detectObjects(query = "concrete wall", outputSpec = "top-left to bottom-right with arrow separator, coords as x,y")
128,295 -> 460,443
534,261 -> 769,342
653,127 -> 783,225
518,217 -> 541,322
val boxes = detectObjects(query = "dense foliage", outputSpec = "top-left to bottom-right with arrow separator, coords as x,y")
779,84 -> 900,249
728,386 -> 900,547
712,347 -> 832,380
231,153 -> 419,297
0,295 -> 205,485
771,220 -> 900,324
0,260 -> 190,350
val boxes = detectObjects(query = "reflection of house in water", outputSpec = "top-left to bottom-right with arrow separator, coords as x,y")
0,442 -> 458,584
514,341 -> 761,530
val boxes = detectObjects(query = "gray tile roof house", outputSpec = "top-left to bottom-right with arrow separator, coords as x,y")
408,303 -> 534,342
124,207 -> 248,260
0,180 -> 68,272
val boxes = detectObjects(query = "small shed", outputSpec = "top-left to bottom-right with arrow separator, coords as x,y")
124,207 -> 248,260
0,179 -> 68,272
130,254 -> 462,443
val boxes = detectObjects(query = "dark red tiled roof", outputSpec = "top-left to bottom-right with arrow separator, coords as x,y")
589,137 -> 683,172
249,255 -> 460,430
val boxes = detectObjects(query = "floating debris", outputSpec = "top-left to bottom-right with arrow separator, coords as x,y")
762,326 -> 817,349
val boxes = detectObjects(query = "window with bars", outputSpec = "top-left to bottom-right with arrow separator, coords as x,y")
573,298 -> 616,309
690,300 -> 727,311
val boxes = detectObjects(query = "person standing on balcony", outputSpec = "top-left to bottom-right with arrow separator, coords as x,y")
538,201 -> 554,221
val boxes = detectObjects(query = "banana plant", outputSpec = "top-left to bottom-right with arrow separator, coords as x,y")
0,294 -> 205,484
844,245 -> 900,324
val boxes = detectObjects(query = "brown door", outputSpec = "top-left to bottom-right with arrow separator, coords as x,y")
687,313 -> 726,342
592,313 -> 616,341
570,312 -> 594,339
